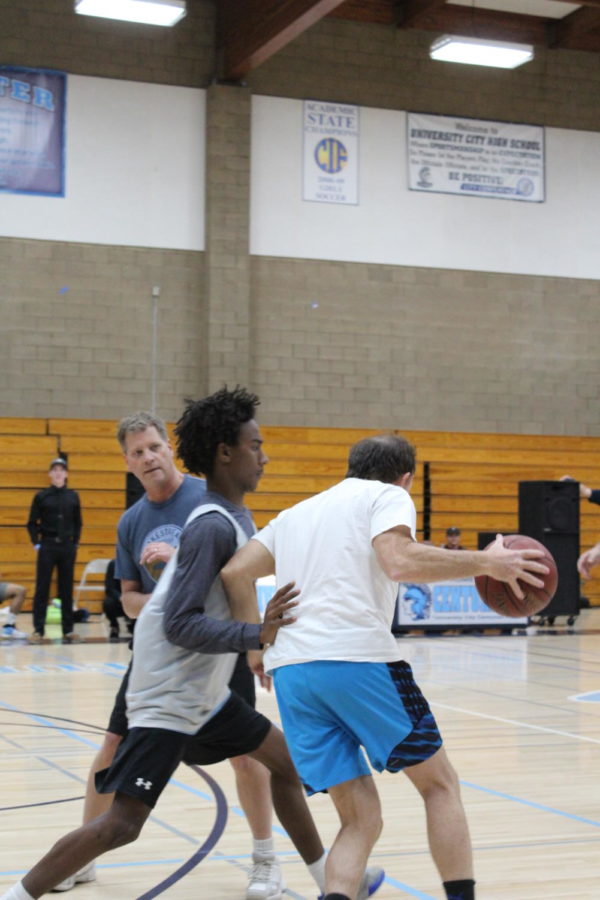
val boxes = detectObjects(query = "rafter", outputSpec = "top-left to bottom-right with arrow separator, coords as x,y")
217,0 -> 346,81
396,6 -> 548,45
398,1 -> 447,28
550,5 -> 600,49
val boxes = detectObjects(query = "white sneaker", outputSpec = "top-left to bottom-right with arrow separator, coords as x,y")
358,865 -> 385,900
246,854 -> 283,900
2,625 -> 28,640
52,861 -> 97,892
318,865 -> 385,900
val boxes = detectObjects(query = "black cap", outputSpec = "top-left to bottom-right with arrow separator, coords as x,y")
49,457 -> 68,470
446,526 -> 460,536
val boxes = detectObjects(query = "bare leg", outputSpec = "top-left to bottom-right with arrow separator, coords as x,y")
325,776 -> 382,899
403,747 -> 473,882
82,732 -> 123,823
249,724 -> 324,865
229,753 -> 272,839
22,793 -> 150,898
6,584 -> 26,617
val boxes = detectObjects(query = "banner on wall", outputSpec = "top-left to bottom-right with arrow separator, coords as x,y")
396,578 -> 527,627
408,112 -> 545,202
0,66 -> 66,196
303,99 -> 359,204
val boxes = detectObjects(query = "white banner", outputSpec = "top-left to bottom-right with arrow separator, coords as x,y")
408,112 -> 545,202
396,578 -> 528,627
303,99 -> 358,204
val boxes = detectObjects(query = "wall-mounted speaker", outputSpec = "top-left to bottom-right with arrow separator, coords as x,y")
518,481 -> 580,618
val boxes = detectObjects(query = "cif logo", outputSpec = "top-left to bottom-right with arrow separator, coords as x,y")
314,138 -> 348,174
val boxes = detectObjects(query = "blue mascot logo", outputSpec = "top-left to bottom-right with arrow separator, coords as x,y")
401,583 -> 433,621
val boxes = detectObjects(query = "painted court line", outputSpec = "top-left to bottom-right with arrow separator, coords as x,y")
432,700 -> 600,745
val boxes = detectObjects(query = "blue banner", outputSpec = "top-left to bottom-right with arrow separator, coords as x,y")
0,66 -> 66,196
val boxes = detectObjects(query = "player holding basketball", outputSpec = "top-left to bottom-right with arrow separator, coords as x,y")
0,389 -> 382,900
221,433 -> 549,900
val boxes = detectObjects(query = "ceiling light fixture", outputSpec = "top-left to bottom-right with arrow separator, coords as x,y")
430,35 -> 534,69
75,0 -> 186,27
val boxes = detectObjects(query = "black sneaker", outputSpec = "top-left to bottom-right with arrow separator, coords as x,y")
109,625 -> 120,643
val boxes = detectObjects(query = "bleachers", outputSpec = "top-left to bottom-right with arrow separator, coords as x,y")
0,419 -> 599,614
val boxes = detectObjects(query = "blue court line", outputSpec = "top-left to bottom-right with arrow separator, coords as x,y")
462,780 -> 600,828
379,875 -> 436,899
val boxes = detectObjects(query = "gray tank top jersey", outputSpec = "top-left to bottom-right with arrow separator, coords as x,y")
126,504 -> 249,734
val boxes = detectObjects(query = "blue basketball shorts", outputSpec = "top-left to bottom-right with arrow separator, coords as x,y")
273,659 -> 443,795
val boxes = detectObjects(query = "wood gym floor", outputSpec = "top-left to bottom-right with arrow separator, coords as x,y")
1,612 -> 599,900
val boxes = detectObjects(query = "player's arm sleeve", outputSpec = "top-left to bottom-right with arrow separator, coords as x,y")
114,518 -> 141,583
163,513 -> 262,653
370,485 -> 417,542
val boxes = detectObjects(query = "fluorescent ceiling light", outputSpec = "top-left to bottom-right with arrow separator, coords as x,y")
75,0 -> 186,27
430,35 -> 534,68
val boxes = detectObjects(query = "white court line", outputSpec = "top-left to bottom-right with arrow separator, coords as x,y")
432,701 -> 600,745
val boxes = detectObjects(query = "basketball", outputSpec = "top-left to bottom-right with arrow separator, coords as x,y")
474,534 -> 558,618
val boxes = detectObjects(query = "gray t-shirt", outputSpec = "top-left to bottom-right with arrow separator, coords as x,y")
115,474 -> 206,593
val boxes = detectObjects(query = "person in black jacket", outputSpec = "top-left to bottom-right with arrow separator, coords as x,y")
102,558 -> 134,642
26,458 -> 82,644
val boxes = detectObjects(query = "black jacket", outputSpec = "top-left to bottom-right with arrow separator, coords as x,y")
26,485 -> 82,545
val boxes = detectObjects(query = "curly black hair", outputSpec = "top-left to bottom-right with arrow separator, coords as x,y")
175,386 -> 260,476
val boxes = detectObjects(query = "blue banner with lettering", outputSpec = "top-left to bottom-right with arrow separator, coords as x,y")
397,578 -> 527,627
0,66 -> 66,196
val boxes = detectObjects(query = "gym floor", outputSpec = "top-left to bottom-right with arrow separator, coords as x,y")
1,610 -> 599,899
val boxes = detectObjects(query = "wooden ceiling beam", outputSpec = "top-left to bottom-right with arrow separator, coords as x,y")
217,0 -> 347,81
547,0 -> 600,7
398,1 -> 447,28
550,5 -> 600,49
396,6 -> 549,45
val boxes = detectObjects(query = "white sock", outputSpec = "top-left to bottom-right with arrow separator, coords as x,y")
307,851 -> 327,891
5,612 -> 16,626
253,837 -> 275,858
1,882 -> 35,900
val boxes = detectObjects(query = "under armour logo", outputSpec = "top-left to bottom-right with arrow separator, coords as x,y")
135,777 -> 152,790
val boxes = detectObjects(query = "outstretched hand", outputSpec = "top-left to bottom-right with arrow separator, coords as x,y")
484,534 -> 549,600
259,581 -> 299,647
578,543 -> 600,580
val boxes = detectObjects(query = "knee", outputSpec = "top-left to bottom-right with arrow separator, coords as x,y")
97,815 -> 144,851
418,759 -> 461,803
229,753 -> 255,776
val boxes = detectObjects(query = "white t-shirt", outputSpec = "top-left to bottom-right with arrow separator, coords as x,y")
254,478 -> 416,671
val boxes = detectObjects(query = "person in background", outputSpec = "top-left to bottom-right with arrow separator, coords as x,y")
102,558 -> 133,643
26,458 -> 82,645
0,579 -> 28,640
560,474 -> 600,506
441,526 -> 465,550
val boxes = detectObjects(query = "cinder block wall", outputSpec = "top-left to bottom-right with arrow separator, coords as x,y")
1,2 -> 599,433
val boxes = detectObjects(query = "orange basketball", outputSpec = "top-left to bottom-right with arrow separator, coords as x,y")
474,534 -> 558,618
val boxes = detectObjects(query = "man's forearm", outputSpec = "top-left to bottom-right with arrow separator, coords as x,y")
376,533 -> 488,583
121,590 -> 150,619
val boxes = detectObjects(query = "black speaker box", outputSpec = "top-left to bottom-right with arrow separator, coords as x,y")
126,472 -> 145,509
518,481 -> 580,618
478,531 -> 511,550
